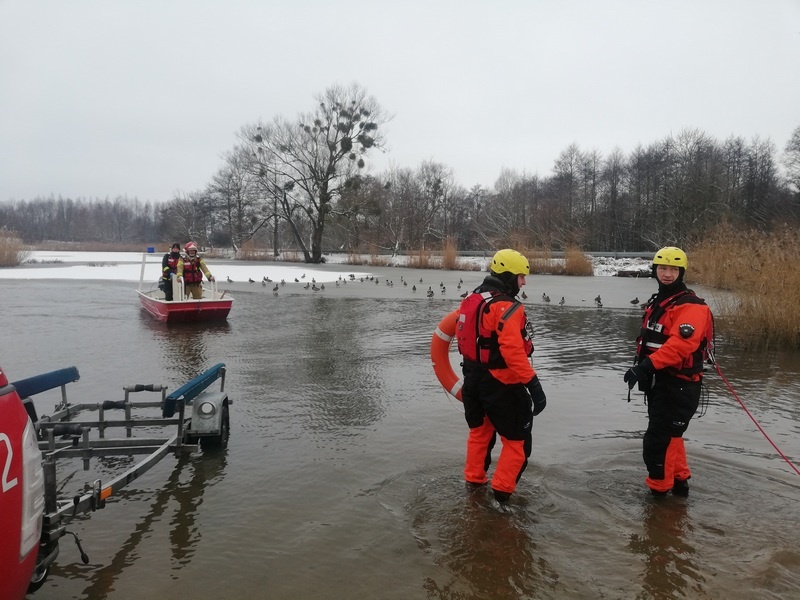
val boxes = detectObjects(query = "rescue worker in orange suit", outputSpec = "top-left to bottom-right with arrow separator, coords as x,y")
624,247 -> 712,497
456,249 -> 546,505
160,242 -> 182,301
176,241 -> 215,299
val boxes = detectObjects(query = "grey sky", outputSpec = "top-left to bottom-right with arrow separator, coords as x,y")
1,0 -> 798,203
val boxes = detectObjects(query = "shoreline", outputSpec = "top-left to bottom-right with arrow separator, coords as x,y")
0,250 -> 651,281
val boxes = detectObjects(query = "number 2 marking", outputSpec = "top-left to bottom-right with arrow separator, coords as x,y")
1,433 -> 19,492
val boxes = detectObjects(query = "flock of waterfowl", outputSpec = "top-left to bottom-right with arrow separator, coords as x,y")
217,271 -> 643,308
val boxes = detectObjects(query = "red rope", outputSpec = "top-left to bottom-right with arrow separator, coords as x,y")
714,363 -> 800,476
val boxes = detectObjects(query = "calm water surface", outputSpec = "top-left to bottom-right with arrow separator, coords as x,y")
3,268 -> 799,600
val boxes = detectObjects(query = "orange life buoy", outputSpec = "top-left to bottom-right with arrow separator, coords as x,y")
431,309 -> 463,401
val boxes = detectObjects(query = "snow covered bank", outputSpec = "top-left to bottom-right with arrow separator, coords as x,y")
0,251 -> 651,282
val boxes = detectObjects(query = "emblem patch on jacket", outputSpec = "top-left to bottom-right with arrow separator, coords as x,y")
679,323 -> 695,338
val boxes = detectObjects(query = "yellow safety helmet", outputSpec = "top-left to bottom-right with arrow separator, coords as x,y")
653,246 -> 688,268
491,249 -> 530,276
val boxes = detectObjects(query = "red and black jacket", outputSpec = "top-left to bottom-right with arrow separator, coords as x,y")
636,290 -> 712,382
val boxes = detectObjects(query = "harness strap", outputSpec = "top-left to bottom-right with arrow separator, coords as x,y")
497,301 -> 523,332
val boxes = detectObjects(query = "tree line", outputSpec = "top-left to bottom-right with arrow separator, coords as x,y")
2,83 -> 799,261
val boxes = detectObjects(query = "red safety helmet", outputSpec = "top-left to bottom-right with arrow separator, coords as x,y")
185,241 -> 198,254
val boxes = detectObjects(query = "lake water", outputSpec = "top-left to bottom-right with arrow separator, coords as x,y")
3,265 -> 799,600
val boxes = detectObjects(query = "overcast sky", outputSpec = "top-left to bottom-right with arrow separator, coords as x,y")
1,0 -> 798,203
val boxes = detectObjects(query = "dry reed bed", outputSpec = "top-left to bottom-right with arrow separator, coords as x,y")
0,232 -> 29,267
691,224 -> 800,349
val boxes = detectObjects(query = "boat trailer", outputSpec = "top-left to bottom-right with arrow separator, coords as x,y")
12,363 -> 231,593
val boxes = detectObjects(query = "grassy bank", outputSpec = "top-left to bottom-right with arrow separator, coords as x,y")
691,223 -> 800,350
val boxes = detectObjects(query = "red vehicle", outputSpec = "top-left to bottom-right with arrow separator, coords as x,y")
0,366 -> 45,600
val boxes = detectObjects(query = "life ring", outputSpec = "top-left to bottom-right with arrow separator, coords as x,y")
431,309 -> 463,401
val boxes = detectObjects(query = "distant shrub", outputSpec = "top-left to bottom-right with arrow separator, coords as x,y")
460,261 -> 483,272
442,238 -> 459,270
407,248 -> 434,269
238,241 -> 263,261
0,230 -> 29,267
369,255 -> 391,266
564,247 -> 594,276
528,249 -> 558,275
344,252 -> 366,265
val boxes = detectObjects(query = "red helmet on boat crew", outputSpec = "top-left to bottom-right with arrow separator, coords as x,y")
185,241 -> 198,254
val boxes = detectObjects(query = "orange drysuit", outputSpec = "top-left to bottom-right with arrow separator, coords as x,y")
636,288 -> 711,494
459,276 -> 541,502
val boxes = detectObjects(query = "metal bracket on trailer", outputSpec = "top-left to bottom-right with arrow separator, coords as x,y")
162,362 -> 226,418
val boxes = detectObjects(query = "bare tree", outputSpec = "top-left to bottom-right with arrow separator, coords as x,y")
552,143 -> 583,223
334,174 -> 387,252
207,147 -> 262,252
416,160 -> 455,246
381,167 -> 418,255
240,83 -> 388,262
599,147 -> 627,250
161,191 -> 216,247
782,124 -> 800,195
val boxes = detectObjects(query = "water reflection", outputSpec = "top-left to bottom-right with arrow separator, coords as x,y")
297,297 -> 387,430
139,314 -> 232,382
57,451 -> 227,599
409,479 -> 557,600
528,305 -> 637,374
628,498 -> 703,599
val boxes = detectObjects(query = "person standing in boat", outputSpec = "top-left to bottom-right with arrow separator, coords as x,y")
176,241 -> 215,299
456,248 -> 546,506
160,242 -> 182,301
623,246 -> 713,497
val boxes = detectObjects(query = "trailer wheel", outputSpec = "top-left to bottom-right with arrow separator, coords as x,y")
28,564 -> 49,593
200,404 -> 229,450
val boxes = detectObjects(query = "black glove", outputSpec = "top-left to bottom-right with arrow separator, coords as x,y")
526,376 -> 547,416
624,358 -> 653,390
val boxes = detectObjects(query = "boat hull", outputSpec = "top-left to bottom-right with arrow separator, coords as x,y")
138,290 -> 232,323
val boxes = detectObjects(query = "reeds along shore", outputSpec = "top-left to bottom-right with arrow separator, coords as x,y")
690,223 -> 800,350
0,232 -> 28,266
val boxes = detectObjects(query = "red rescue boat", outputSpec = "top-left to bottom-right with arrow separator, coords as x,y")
137,251 -> 233,323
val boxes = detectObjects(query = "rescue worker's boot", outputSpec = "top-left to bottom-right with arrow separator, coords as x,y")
672,478 -> 690,497
492,489 -> 511,503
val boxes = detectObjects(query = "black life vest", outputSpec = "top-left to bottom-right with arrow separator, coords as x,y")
457,289 -> 533,368
636,290 -> 714,377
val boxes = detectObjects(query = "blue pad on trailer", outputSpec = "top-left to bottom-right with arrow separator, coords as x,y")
163,363 -> 225,417
11,366 -> 80,399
